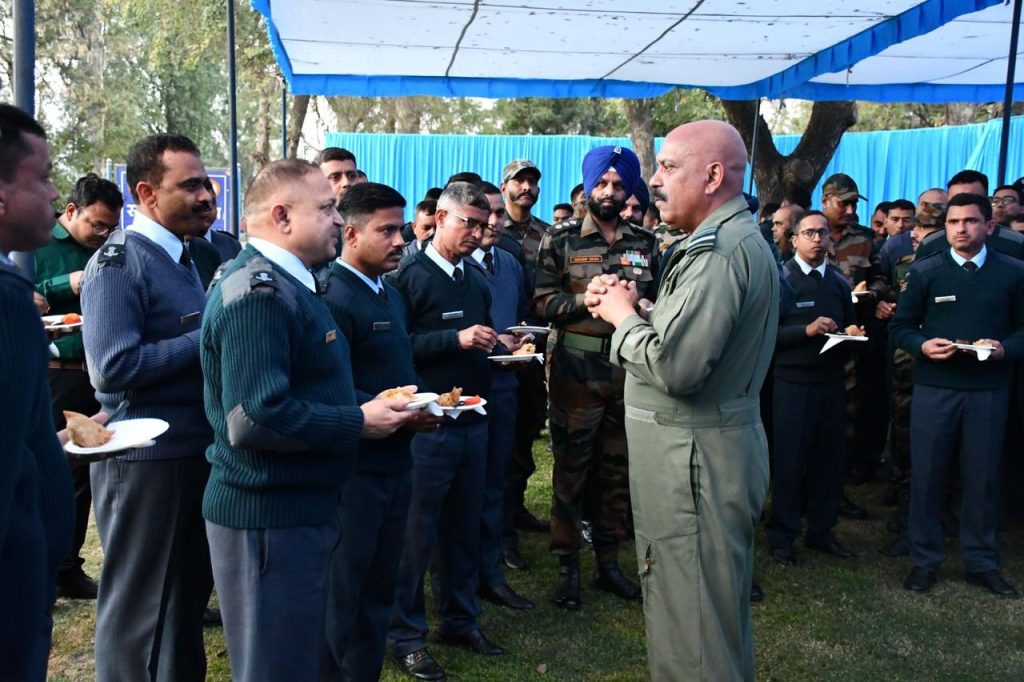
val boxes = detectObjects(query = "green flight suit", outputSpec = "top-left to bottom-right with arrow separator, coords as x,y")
608,195 -> 779,681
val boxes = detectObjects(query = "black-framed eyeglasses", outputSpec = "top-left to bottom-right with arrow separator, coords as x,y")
797,228 -> 829,240
991,196 -> 1019,206
448,211 -> 486,233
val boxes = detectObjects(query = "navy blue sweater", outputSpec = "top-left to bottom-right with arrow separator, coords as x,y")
0,260 -> 74,679
466,249 -> 528,392
81,230 -> 211,460
323,263 -> 417,475
774,261 -> 856,384
392,250 -> 495,424
891,250 -> 1024,389
201,247 -> 364,529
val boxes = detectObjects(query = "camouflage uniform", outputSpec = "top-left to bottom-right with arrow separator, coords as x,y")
827,222 -> 875,287
534,215 -> 657,560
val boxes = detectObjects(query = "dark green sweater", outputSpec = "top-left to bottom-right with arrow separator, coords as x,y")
200,246 -> 364,529
323,263 -> 417,475
890,249 -> 1024,389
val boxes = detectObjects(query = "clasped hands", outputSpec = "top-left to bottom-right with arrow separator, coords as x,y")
584,274 -> 651,327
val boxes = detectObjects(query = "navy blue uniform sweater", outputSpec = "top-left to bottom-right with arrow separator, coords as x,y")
890,250 -> 1024,389
323,263 -> 417,475
392,249 -> 495,424
774,261 -> 856,384
0,260 -> 74,679
201,246 -> 364,529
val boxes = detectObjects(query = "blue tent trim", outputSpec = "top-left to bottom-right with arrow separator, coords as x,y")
786,80 -> 1024,103
251,0 -> 1000,100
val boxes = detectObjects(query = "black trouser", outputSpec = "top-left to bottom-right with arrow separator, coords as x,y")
49,367 -> 99,577
504,359 -> 547,550
849,333 -> 889,476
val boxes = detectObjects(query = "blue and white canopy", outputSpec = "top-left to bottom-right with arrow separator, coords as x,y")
252,0 -> 1009,101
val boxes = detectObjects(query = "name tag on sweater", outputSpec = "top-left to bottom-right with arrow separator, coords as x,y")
442,310 -> 464,320
796,301 -> 815,309
325,330 -> 337,344
180,311 -> 200,325
935,295 -> 957,303
570,255 -> 603,264
372,321 -> 391,331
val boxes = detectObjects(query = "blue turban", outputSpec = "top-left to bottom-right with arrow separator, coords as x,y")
633,179 -> 650,215
582,145 -> 641,199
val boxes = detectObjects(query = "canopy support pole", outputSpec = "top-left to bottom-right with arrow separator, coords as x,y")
281,79 -> 288,159
998,0 -> 1022,186
11,0 -> 36,279
227,0 -> 240,236
748,98 -> 760,195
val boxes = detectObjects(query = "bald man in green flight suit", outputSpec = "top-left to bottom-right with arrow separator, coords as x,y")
585,120 -> 779,681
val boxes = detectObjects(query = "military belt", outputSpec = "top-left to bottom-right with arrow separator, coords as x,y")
48,359 -> 87,372
559,331 -> 611,355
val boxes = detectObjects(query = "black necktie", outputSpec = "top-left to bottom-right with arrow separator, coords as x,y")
963,261 -> 978,273
809,269 -> 823,282
377,286 -> 387,301
179,243 -> 191,267
453,268 -> 463,284
483,251 -> 495,274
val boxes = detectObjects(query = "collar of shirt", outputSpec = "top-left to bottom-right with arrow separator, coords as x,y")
337,258 -> 383,294
580,213 -> 627,243
471,247 -> 492,265
128,211 -> 185,263
53,222 -> 75,241
793,254 -> 827,278
0,251 -> 12,268
425,241 -> 463,280
248,237 -> 316,292
950,245 -> 987,269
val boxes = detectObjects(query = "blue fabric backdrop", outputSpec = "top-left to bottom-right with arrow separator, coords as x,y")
326,116 -> 1024,223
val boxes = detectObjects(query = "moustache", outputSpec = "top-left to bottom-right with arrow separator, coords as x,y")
515,191 -> 536,200
650,188 -> 668,203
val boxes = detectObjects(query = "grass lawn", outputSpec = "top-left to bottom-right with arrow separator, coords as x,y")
49,434 -> 1024,681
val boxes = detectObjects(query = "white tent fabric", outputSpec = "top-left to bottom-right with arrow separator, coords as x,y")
252,0 -> 1001,100
793,1 -> 1024,101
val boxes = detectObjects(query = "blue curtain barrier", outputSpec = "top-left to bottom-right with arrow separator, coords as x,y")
326,116 -> 1024,223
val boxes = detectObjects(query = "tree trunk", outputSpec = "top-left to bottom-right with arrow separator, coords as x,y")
721,99 -> 857,205
625,98 -> 656,183
249,81 -> 272,174
287,94 -> 310,159
394,96 -> 421,133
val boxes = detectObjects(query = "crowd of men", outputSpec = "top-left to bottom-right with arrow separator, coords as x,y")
4,96 -> 1024,682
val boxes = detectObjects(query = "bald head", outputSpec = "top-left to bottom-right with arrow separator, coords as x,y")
650,120 -> 749,232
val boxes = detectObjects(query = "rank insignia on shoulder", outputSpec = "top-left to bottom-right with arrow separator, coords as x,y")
98,243 -> 125,267
250,270 -> 277,289
684,224 -> 720,256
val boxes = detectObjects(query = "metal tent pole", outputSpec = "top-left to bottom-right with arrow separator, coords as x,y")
998,0 -> 1023,186
227,0 -> 240,236
748,98 -> 760,195
281,79 -> 288,159
11,0 -> 36,278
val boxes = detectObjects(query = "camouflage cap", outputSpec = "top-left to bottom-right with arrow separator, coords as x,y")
822,173 -> 867,202
914,202 -> 946,229
502,159 -> 541,184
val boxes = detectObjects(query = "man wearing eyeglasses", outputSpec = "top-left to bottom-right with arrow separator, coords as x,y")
767,211 -> 859,566
991,185 -> 1022,226
33,172 -> 122,601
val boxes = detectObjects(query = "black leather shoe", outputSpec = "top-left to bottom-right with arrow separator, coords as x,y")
839,494 -> 868,520
592,561 -> 642,601
436,629 -> 504,656
903,567 -> 937,593
805,536 -> 856,559
879,535 -> 910,558
502,546 -> 529,571
56,568 -> 98,600
750,580 -> 764,603
553,556 -> 581,610
479,583 -> 535,610
965,570 -> 1021,598
202,607 -> 222,627
394,648 -> 446,680
514,509 -> 550,533
770,546 -> 797,567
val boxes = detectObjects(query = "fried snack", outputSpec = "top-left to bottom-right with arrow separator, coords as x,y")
513,343 -> 536,356
845,325 -> 866,337
438,387 -> 463,407
973,339 -> 995,348
61,312 -> 82,324
380,386 -> 416,400
64,410 -> 113,447
853,281 -> 868,293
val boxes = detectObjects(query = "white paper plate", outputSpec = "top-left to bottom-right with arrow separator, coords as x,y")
42,314 -> 83,331
506,325 -> 550,335
954,343 -> 994,361
490,354 -> 543,364
439,397 -> 488,413
405,392 -> 439,410
64,418 -> 169,455
820,333 -> 869,354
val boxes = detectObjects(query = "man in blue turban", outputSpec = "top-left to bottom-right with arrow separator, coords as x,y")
532,144 -> 658,611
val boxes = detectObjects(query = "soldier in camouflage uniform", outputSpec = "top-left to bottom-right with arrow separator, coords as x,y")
498,160 -> 553,558
534,145 -> 657,610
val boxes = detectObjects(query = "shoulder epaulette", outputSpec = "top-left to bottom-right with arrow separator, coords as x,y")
532,216 -> 552,230
97,229 -> 127,268
552,219 -> 581,232
683,223 -> 721,256
220,255 -> 298,312
912,250 -> 946,272
993,250 -> 1024,270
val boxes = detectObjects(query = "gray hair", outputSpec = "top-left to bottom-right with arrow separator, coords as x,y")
437,181 -> 490,214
